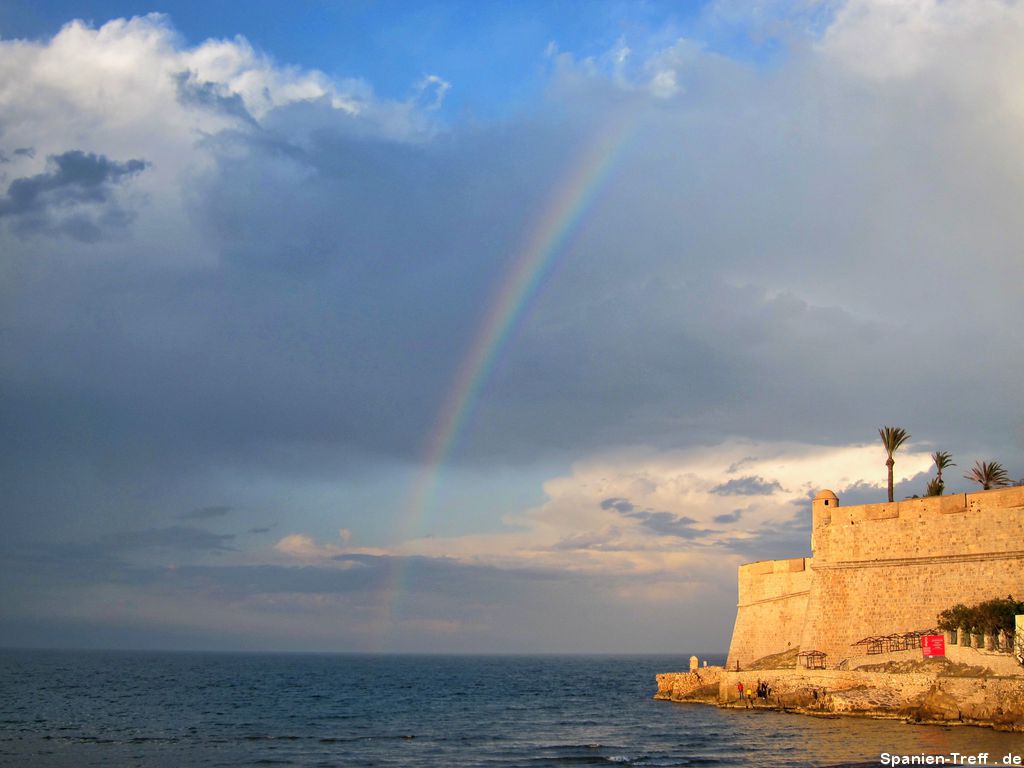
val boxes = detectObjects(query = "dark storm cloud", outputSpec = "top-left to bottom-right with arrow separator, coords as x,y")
600,497 -> 634,513
0,150 -> 147,211
722,502 -> 812,561
332,554 -> 565,598
174,71 -> 259,127
0,114 -> 578,490
180,505 -> 233,520
626,510 -> 711,539
2,547 -> 477,649
713,509 -> 742,524
3,544 -> 564,602
0,150 -> 147,239
836,471 -> 937,505
0,528 -> 234,595
710,476 -> 783,496
0,546 -> 734,652
834,480 -> 880,507
725,457 -> 757,474
101,526 -> 236,553
551,531 -> 616,551
605,499 -> 713,540
5,85 -> 1021,488
0,541 -> 124,585
3,8 -> 1024,614
0,147 -> 33,163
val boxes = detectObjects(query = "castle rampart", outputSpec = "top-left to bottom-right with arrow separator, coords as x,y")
728,485 -> 1024,669
725,557 -> 810,669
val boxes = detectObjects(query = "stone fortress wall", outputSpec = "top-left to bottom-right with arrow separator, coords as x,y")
726,485 -> 1024,670
724,558 -> 810,669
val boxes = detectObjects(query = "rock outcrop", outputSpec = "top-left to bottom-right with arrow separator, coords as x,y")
654,667 -> 723,703
656,654 -> 1024,731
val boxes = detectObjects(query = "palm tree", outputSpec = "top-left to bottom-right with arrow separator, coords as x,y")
930,451 -> 955,496
879,426 -> 911,503
964,460 -> 1011,491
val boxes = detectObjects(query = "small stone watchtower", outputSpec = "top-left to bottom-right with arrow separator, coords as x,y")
811,489 -> 838,556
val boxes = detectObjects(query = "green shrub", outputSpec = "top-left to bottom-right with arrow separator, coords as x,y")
937,597 -> 1022,635
937,603 -> 972,632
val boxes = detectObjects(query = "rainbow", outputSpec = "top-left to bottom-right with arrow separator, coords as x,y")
379,114 -> 637,641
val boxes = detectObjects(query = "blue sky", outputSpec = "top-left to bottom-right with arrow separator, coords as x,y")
1,0 -> 1023,653
0,0 -> 799,117
2,1 -> 645,110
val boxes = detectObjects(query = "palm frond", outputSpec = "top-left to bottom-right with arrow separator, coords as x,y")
931,451 -> 955,471
964,460 -> 1011,490
878,426 -> 910,457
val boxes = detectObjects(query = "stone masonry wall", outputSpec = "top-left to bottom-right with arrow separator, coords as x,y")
725,557 -> 810,669
812,488 -> 1024,564
799,486 -> 1024,664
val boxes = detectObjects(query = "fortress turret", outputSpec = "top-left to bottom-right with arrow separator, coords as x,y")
811,489 -> 838,555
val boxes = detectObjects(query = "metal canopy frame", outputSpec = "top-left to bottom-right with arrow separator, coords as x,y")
797,650 -> 827,669
851,629 -> 938,655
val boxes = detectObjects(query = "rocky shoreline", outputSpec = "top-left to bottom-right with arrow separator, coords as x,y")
656,657 -> 1024,732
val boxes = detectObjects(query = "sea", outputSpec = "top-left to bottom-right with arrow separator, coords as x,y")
2,650 -> 1022,767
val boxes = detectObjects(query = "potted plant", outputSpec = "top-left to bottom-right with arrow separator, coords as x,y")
937,604 -> 970,646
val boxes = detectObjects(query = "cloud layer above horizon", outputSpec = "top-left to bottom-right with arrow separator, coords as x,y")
2,1 -> 1023,652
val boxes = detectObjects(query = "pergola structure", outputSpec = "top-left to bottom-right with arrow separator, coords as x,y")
797,650 -> 826,670
852,629 -> 938,655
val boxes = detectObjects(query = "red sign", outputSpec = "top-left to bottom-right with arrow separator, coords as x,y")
921,635 -> 945,657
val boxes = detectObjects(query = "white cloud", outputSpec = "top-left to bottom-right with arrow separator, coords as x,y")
273,529 -> 383,562
821,0 -> 1024,81
414,74 -> 451,111
0,14 -> 441,264
276,440 -> 933,595
0,13 -> 417,131
273,533 -> 339,559
649,70 -> 678,98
